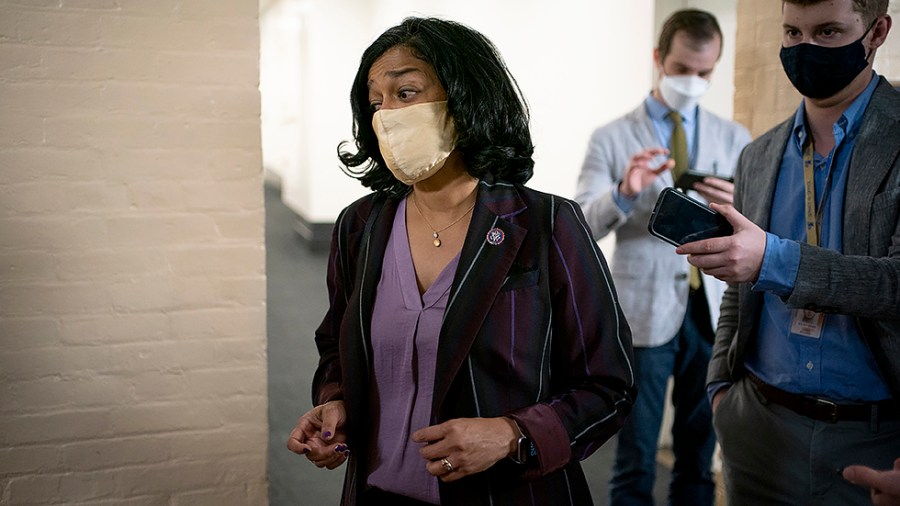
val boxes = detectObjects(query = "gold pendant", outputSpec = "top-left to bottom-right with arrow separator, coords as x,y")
433,232 -> 441,247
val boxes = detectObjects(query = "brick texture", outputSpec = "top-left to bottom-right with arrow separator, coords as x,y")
0,1 -> 267,504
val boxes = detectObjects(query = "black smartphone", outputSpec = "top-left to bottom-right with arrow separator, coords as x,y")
674,170 -> 734,191
647,187 -> 733,247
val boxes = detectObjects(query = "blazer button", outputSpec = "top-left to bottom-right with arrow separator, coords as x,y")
675,273 -> 688,280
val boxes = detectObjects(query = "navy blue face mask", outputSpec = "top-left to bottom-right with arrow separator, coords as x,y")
779,22 -> 875,99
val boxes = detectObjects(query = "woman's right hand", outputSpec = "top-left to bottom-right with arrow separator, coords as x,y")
287,400 -> 350,469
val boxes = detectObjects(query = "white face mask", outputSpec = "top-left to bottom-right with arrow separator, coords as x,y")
658,74 -> 710,113
372,101 -> 457,186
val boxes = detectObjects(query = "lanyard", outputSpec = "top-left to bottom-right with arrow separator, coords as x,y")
801,140 -> 836,247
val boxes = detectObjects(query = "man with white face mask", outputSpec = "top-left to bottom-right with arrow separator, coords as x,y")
575,9 -> 751,506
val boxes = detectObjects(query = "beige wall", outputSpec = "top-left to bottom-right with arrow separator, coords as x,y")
735,0 -> 900,138
734,0 -> 800,137
0,1 -> 268,504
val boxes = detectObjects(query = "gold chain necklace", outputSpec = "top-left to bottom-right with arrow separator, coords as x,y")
410,189 -> 477,247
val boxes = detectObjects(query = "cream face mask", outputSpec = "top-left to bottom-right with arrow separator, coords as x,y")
372,100 -> 457,185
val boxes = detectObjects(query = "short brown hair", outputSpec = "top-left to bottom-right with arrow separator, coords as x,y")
782,0 -> 889,26
657,9 -> 723,62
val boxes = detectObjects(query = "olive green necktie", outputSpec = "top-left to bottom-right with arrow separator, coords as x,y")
667,110 -> 702,291
668,110 -> 689,181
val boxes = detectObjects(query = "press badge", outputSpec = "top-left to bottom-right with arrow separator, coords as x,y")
790,309 -> 825,338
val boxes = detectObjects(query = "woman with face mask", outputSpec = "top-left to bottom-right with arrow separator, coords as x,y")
286,17 -> 637,506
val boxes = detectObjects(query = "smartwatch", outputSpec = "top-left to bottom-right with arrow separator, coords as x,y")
510,420 -> 537,465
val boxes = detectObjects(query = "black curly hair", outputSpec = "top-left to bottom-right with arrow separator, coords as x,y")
338,17 -> 535,196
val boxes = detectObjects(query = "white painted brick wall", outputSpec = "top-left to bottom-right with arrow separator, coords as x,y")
0,0 -> 267,504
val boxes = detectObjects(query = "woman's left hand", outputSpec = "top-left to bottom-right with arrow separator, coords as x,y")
412,417 -> 518,482
286,400 -> 350,470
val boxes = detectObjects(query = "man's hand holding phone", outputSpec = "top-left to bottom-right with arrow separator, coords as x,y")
675,203 -> 767,284
692,175 -> 735,205
675,170 -> 735,205
647,188 -> 733,247
648,190 -> 766,284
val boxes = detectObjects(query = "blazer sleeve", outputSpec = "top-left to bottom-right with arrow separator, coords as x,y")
787,227 -> 900,320
575,126 -> 631,240
310,206 -> 354,406
510,199 -> 636,479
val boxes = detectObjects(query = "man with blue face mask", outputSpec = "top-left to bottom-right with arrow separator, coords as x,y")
575,9 -> 751,506
676,0 -> 900,504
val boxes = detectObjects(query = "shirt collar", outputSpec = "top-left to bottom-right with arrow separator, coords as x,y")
790,71 -> 880,151
644,93 -> 698,125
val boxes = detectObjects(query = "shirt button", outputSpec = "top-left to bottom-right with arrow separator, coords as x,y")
806,361 -> 814,371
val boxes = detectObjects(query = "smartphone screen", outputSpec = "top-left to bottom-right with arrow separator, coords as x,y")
647,187 -> 733,246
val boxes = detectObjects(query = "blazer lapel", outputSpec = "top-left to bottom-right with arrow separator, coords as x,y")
736,120 -> 790,351
633,104 -> 661,147
694,109 -> 723,178
352,196 -> 397,381
743,120 -> 790,228
843,79 -> 900,255
431,181 -> 527,417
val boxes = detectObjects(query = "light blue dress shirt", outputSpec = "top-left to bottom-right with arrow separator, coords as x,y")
613,94 -> 698,212
746,72 -> 890,402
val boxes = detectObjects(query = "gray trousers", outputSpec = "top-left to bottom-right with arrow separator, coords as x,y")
713,376 -> 900,506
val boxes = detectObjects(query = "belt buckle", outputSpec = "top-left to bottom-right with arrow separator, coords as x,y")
815,397 -> 839,423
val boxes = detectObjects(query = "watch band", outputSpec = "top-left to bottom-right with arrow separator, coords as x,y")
509,419 -> 536,464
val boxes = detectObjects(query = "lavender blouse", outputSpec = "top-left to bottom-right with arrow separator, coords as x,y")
365,198 -> 460,504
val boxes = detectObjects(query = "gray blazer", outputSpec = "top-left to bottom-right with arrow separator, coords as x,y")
576,103 -> 751,347
708,77 -> 900,403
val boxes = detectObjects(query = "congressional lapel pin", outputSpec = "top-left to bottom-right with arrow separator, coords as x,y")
486,227 -> 505,245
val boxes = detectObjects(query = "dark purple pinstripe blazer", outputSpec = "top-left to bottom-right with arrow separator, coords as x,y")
312,177 -> 636,505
